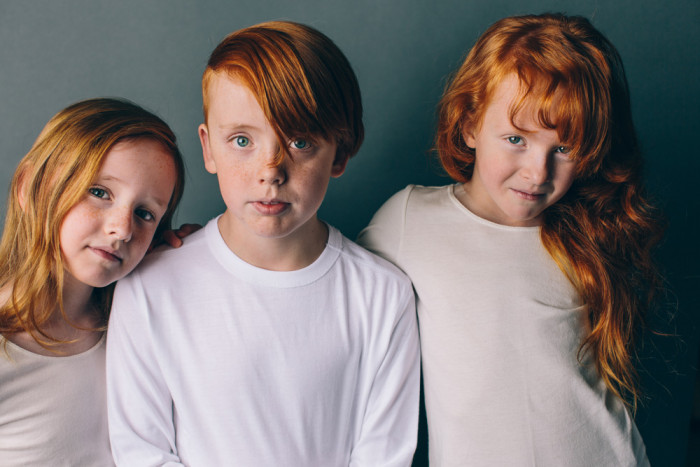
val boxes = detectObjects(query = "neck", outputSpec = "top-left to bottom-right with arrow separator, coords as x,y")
218,215 -> 329,271
59,272 -> 97,325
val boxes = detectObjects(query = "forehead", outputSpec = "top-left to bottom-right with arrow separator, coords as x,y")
206,73 -> 269,126
99,139 -> 176,202
483,74 -> 565,131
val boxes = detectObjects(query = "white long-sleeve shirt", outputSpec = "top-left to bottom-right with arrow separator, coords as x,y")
358,184 -> 649,467
106,218 -> 420,466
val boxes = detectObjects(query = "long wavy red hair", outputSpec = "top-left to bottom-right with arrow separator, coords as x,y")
436,14 -> 663,410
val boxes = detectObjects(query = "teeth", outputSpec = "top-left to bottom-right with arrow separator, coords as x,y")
262,201 -> 279,205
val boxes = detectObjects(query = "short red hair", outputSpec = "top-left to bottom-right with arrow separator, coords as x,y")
202,21 -> 364,163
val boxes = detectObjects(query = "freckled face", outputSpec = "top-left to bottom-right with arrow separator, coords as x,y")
460,74 -> 577,227
59,138 -> 177,288
198,74 -> 347,247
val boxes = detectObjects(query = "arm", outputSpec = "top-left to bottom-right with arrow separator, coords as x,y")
350,282 -> 421,467
106,277 -> 183,466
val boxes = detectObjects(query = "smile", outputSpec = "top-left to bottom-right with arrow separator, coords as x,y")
511,189 -> 545,201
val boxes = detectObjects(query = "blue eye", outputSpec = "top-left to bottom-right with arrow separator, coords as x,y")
234,136 -> 250,147
88,187 -> 109,199
507,136 -> 523,145
135,209 -> 155,222
291,139 -> 311,150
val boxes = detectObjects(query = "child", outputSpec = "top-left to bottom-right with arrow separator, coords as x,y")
359,13 -> 662,466
0,98 -> 185,465
106,21 -> 420,466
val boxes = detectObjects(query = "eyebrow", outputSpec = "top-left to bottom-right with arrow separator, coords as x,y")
217,123 -> 261,133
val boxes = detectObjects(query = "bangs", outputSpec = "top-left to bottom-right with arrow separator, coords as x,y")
509,69 -> 610,176
202,22 -> 363,163
203,35 -> 324,140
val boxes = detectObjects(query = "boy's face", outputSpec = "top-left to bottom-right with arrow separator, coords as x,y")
199,74 -> 347,254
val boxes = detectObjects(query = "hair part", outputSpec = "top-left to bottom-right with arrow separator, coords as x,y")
0,97 -> 185,348
436,13 -> 664,411
201,20 -> 364,164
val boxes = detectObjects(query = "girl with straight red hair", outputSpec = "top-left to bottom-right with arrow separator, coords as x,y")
0,98 -> 186,465
360,13 -> 663,466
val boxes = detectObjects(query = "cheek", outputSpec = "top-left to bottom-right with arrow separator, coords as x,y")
217,169 -> 247,201
303,166 -> 332,197
125,227 -> 158,267
59,203 -> 94,245
556,165 -> 577,194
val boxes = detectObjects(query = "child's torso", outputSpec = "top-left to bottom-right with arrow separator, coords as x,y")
0,335 -> 113,466
359,184 -> 648,467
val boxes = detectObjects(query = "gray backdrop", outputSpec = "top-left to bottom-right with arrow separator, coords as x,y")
1,1 -> 698,465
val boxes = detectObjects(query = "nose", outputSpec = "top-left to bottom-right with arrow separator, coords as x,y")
522,152 -> 551,185
258,147 -> 287,185
106,207 -> 133,242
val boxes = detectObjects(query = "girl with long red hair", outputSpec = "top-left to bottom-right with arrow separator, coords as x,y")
360,13 -> 662,466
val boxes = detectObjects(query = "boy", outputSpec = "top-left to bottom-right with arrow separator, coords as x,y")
106,21 -> 420,466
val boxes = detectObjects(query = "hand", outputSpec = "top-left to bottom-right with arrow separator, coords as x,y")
149,223 -> 202,253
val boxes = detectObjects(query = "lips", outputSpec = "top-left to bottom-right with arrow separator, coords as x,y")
252,199 -> 290,215
89,246 -> 122,262
511,189 -> 545,201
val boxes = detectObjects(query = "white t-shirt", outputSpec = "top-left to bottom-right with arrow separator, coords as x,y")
106,217 -> 420,466
357,184 -> 649,467
0,334 -> 113,466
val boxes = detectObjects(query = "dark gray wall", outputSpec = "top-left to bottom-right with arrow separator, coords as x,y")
1,1 -> 698,465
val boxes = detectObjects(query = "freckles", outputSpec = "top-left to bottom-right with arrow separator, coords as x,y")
79,204 -> 103,221
67,202 -> 101,222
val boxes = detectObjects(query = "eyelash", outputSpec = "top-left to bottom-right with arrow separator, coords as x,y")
229,135 -> 315,153
88,187 -> 109,199
88,186 -> 156,222
290,138 -> 313,151
232,136 -> 250,148
135,209 -> 155,221
506,137 -> 570,155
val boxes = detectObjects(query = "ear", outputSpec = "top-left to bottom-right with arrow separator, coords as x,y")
461,122 -> 476,149
16,164 -> 31,211
330,151 -> 349,178
198,123 -> 217,174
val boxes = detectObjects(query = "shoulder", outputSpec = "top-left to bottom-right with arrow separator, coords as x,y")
372,184 -> 452,223
114,218 -> 221,302
330,227 -> 412,292
132,219 -> 215,275
357,184 -> 455,266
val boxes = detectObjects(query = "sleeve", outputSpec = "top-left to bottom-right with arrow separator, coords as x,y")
356,185 -> 413,267
349,280 -> 420,467
106,275 -> 183,466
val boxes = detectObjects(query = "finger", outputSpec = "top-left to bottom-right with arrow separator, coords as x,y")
175,223 -> 202,238
162,230 -> 184,248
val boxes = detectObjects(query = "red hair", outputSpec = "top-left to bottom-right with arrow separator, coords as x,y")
436,14 -> 663,410
202,21 -> 363,164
